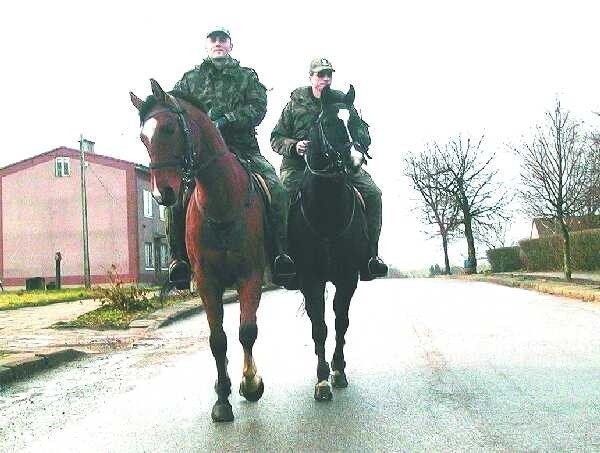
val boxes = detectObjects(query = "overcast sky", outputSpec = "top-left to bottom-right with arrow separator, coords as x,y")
2,0 -> 599,271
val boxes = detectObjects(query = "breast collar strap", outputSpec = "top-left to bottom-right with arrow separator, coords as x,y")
299,183 -> 356,242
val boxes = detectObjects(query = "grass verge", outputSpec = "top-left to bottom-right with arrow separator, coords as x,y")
452,273 -> 600,303
53,292 -> 192,330
0,288 -> 97,311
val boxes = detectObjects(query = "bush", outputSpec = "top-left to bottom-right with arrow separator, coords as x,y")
519,228 -> 600,271
486,246 -> 522,272
93,265 -> 151,312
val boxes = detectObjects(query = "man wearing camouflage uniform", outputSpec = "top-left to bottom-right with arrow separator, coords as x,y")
270,57 -> 388,280
166,27 -> 295,288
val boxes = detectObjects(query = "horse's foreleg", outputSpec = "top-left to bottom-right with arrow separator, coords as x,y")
238,273 -> 264,402
304,281 -> 331,401
203,289 -> 233,422
331,281 -> 356,388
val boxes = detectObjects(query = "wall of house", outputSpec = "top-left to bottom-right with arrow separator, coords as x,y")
136,171 -> 168,284
1,153 -> 130,285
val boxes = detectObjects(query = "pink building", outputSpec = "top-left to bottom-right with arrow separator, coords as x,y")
0,147 -> 169,287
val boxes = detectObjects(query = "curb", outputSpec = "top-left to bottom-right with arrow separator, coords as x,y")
0,348 -> 86,387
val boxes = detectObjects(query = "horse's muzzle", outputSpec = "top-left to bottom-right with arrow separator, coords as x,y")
153,187 -> 176,206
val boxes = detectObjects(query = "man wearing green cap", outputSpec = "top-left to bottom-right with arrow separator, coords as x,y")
166,27 -> 295,289
270,57 -> 388,280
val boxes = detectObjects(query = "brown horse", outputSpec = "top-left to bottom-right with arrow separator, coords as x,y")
130,80 -> 266,422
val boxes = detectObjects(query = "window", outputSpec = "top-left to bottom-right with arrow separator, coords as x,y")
144,242 -> 154,269
159,205 -> 166,221
55,157 -> 70,177
143,190 -> 153,218
160,243 -> 169,270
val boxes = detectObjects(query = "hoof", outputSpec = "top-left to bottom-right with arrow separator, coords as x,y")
314,381 -> 333,401
211,401 -> 234,423
239,376 -> 264,402
331,370 -> 348,388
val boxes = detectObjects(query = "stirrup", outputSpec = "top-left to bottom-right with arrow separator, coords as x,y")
360,256 -> 388,281
273,254 -> 296,286
169,259 -> 191,290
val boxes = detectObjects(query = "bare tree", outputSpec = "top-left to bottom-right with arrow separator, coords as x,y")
513,100 -> 596,280
404,148 -> 460,274
437,135 -> 510,274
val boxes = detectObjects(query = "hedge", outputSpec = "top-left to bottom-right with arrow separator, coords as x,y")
486,246 -> 522,272
518,228 -> 600,271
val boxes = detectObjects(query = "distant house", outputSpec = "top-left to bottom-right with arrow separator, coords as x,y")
530,215 -> 600,238
0,146 -> 169,287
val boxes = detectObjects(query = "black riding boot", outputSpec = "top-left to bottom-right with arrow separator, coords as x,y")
166,200 -> 191,290
360,241 -> 388,281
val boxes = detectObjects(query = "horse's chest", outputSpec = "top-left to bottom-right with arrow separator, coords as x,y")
201,218 -> 245,251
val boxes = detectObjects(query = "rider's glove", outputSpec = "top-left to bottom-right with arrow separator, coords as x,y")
212,116 -> 229,130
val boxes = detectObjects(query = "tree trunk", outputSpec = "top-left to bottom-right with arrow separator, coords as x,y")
441,234 -> 451,275
464,215 -> 477,274
559,219 -> 572,281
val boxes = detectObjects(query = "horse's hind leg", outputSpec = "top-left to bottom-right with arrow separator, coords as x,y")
203,289 -> 233,422
304,280 -> 332,401
331,280 -> 357,388
238,272 -> 264,402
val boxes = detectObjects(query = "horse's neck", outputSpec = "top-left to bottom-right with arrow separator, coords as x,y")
302,174 -> 352,234
194,153 -> 249,221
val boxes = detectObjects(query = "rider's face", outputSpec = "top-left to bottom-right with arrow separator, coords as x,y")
206,33 -> 232,58
310,70 -> 333,97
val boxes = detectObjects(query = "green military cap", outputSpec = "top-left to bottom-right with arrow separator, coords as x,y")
309,57 -> 335,74
206,26 -> 231,39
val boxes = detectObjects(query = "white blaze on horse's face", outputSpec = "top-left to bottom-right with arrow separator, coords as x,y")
337,109 -> 350,124
141,118 -> 158,143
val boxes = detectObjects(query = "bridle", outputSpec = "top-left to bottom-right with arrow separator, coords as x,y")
141,96 -> 225,183
300,110 -> 360,241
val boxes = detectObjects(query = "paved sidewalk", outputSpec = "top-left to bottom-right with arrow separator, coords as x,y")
0,289 -> 244,386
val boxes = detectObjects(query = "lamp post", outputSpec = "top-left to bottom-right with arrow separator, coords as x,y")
79,135 -> 92,288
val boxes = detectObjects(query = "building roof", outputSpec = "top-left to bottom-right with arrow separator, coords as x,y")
533,215 -> 600,236
0,147 -> 149,177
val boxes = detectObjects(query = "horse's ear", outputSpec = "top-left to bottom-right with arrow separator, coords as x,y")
344,85 -> 355,106
320,86 -> 333,106
130,92 -> 144,111
150,78 -> 167,102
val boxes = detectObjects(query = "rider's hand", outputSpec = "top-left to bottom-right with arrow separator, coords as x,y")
296,140 -> 310,156
212,116 -> 229,130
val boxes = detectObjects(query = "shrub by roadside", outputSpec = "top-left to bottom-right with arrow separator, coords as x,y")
53,265 -> 192,330
519,229 -> 600,271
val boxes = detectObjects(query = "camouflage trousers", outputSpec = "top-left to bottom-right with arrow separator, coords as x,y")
166,154 -> 290,261
280,166 -> 383,254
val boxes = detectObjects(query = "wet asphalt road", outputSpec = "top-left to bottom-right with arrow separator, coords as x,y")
1,278 -> 599,452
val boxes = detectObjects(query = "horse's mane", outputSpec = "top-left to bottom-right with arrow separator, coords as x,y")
137,92 -> 208,122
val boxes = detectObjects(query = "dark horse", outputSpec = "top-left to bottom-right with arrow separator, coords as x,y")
130,80 -> 267,422
289,85 -> 370,400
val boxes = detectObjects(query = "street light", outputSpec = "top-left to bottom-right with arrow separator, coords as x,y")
79,135 -> 94,289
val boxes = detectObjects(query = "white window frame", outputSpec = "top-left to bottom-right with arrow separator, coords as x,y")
159,205 -> 166,221
55,157 -> 70,177
143,190 -> 153,218
160,243 -> 169,270
144,242 -> 154,270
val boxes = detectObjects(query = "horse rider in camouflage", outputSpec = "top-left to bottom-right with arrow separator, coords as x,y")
166,26 -> 296,289
270,57 -> 388,280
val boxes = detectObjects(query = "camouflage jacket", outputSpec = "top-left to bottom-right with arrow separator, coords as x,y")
172,56 -> 267,157
270,86 -> 371,170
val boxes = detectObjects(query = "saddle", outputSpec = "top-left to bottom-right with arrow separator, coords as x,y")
252,173 -> 271,207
